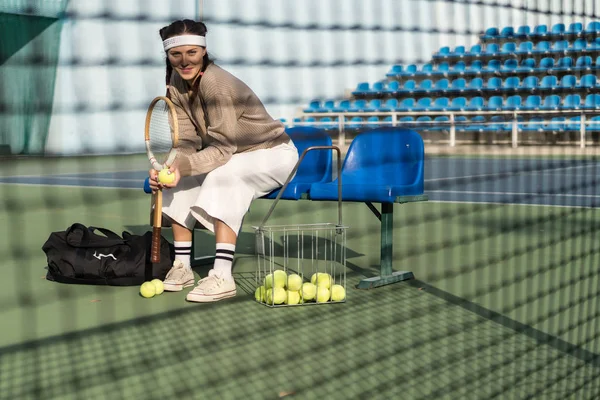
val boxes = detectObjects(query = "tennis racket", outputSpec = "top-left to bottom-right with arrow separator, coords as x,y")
145,96 -> 179,264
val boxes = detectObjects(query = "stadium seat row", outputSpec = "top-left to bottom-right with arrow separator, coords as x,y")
386,56 -> 600,78
306,94 -> 600,113
480,22 -> 600,41
435,38 -> 600,60
353,74 -> 599,97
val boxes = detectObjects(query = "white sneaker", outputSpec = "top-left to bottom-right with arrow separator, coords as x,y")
162,260 -> 195,292
186,270 -> 237,303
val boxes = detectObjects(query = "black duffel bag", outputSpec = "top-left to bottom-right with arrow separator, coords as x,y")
42,223 -> 175,286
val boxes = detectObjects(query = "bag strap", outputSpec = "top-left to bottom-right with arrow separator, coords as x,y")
47,272 -> 145,286
65,223 -> 124,248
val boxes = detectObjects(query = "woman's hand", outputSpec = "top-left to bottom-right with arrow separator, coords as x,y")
147,166 -> 180,193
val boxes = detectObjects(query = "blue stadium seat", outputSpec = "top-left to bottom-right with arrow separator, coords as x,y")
430,97 -> 450,111
450,78 -> 466,92
386,64 -> 403,77
516,25 -> 531,38
575,56 -> 592,70
545,117 -> 566,132
467,77 -> 484,91
467,60 -> 483,74
319,100 -> 336,112
562,94 -> 581,110
366,116 -> 381,130
434,78 -> 450,92
503,76 -> 520,91
588,116 -> 600,131
502,59 -> 518,71
349,99 -> 368,112
466,116 -> 486,132
333,100 -> 351,112
436,47 -> 450,58
347,116 -> 364,130
382,116 -> 394,126
541,95 -> 561,110
465,97 -> 485,111
552,40 -> 569,53
551,23 -> 566,36
520,117 -> 544,132
366,99 -> 384,112
264,126 -> 333,200
414,98 -> 432,111
397,98 -> 416,111
583,94 -> 600,110
399,116 -> 414,124
485,116 -> 510,131
430,116 -> 450,130
555,57 -> 573,71
570,39 -> 587,52
415,116 -> 433,129
449,45 -> 466,57
467,44 -> 482,56
485,77 -> 502,92
484,43 -> 500,55
384,80 -> 401,94
567,22 -> 583,36
537,57 -> 555,71
448,97 -> 467,111
533,41 -> 551,54
516,58 -> 536,73
503,95 -> 522,110
516,41 -> 533,55
521,76 -> 539,91
499,26 -> 515,38
304,100 -> 321,113
454,116 -> 469,131
589,39 -> 600,49
421,64 -> 434,75
380,98 -> 399,111
522,95 -> 541,110
416,79 -> 433,93
501,42 -> 517,54
304,117 -> 317,125
487,96 -> 504,111
401,65 -> 418,76
483,59 -> 501,73
482,27 -> 499,40
533,24 -> 548,37
309,128 -> 425,202
435,62 -> 450,76
319,117 -> 338,131
540,75 -> 558,91
352,82 -> 370,96
402,80 -> 417,93
566,116 -> 582,131
452,61 -> 466,75
586,21 -> 600,33
559,74 -> 577,89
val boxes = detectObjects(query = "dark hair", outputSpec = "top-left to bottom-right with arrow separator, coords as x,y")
159,19 -> 212,102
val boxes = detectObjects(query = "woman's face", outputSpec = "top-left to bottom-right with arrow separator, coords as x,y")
167,44 -> 206,83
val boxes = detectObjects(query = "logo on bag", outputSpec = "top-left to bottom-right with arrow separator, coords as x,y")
93,251 -> 117,261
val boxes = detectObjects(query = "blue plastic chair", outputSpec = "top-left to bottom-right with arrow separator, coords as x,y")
579,74 -> 597,89
559,75 -> 577,89
434,79 -> 449,92
516,25 -> 531,38
516,41 -> 533,55
485,116 -> 510,131
435,62 -> 450,76
520,117 -> 544,132
553,40 -> 569,52
309,128 -> 425,202
449,46 -> 465,57
467,78 -> 484,91
465,97 -> 485,111
499,26 -> 515,38
562,94 -> 581,110
503,95 -> 522,110
533,25 -> 548,37
487,96 -> 504,111
365,116 -> 381,130
566,116 -> 582,131
304,100 -> 321,113
522,95 -> 541,110
541,95 -> 561,110
583,94 -> 600,109
484,44 -> 500,55
587,116 -> 600,131
414,97 -> 432,111
484,59 -> 502,72
366,99 -> 384,112
264,126 -> 333,200
503,76 -> 520,90
333,100 -> 351,112
431,97 -> 450,110
436,47 -> 450,58
538,57 -> 555,70
415,116 -> 433,129
396,98 -> 416,111
521,76 -> 539,91
482,27 -> 499,40
534,41 -> 551,54
382,98 -> 399,111
448,97 -> 467,111
430,116 -> 450,130
387,65 -> 403,77
570,39 -> 587,52
402,80 -> 417,93
540,75 -> 558,91
586,21 -> 600,33
468,44 -> 482,56
551,23 -> 566,36
556,57 -> 573,71
502,59 -> 518,71
421,64 -> 434,75
575,56 -> 592,70
385,80 -> 401,94
401,65 -> 418,76
454,116 -> 469,131
567,22 -> 583,35
545,117 -> 566,132
466,116 -> 486,132
468,61 -> 483,74
486,77 -> 502,92
346,116 -> 364,130
501,42 -> 517,54
352,82 -> 370,96
452,62 -> 466,74
349,99 -> 368,112
450,78 -> 466,92
517,58 -> 536,73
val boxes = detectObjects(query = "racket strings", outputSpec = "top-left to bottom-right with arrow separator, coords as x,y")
148,100 -> 175,165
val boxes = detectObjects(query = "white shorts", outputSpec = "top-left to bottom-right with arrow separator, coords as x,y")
161,142 -> 298,236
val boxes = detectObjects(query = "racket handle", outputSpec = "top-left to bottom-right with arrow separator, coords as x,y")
151,226 -> 162,264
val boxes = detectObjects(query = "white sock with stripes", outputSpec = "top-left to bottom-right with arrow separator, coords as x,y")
174,241 -> 192,270
213,243 -> 235,279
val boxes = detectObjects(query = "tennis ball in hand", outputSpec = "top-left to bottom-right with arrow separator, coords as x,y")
311,272 -> 332,289
151,279 -> 164,295
316,286 -> 331,303
300,282 -> 317,301
330,284 -> 346,301
285,290 -> 301,305
264,269 -> 287,289
140,282 -> 156,298
287,273 -> 303,291
158,169 -> 175,184
255,286 -> 266,302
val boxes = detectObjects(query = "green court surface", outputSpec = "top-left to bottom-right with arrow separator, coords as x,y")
0,156 -> 599,399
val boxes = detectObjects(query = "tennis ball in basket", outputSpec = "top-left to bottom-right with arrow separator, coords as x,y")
311,273 -> 332,289
287,273 -> 303,291
301,282 -> 317,301
265,287 -> 286,304
265,269 -> 287,289
285,290 -> 301,305
151,279 -> 164,295
158,169 -> 175,184
316,286 -> 331,303
255,286 -> 266,302
140,282 -> 156,298
330,284 -> 346,301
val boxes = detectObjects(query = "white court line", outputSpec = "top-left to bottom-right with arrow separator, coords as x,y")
0,182 -> 139,190
428,200 -> 598,209
0,176 -> 142,182
428,190 -> 600,198
425,163 -> 598,183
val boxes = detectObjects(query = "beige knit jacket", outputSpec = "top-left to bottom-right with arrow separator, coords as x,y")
169,63 -> 290,176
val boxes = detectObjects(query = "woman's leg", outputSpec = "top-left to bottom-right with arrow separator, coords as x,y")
212,219 -> 237,279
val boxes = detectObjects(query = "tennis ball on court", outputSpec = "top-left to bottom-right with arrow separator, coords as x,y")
311,272 -> 332,289
301,282 -> 317,301
330,284 -> 346,301
255,286 -> 266,302
140,282 -> 156,298
265,269 -> 287,289
285,290 -> 301,305
158,169 -> 175,184
151,279 -> 164,295
316,286 -> 331,303
287,273 -> 303,291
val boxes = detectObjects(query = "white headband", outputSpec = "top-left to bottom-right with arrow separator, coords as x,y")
163,35 -> 207,51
